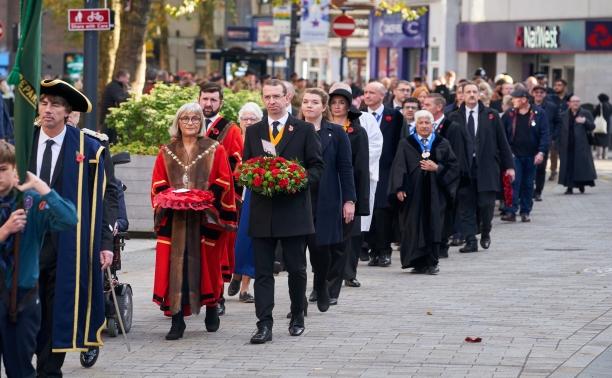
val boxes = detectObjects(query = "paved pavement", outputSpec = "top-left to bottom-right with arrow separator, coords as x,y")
62,161 -> 612,377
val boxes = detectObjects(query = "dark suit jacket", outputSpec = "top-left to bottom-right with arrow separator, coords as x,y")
437,116 -> 470,180
243,114 -> 324,238
373,106 -> 403,208
310,120 -> 356,245
448,102 -> 514,192
346,117 -> 370,216
501,105 -> 549,156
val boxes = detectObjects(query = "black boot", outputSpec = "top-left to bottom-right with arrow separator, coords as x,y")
165,312 -> 186,340
205,305 -> 220,332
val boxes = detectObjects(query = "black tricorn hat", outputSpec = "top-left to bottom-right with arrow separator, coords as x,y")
40,79 -> 92,113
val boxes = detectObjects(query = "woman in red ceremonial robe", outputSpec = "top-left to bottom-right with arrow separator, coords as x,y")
150,102 -> 237,340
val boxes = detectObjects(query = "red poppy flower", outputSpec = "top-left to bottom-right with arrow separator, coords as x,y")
488,113 -> 495,120
347,127 -> 354,133
75,152 -> 85,163
212,128 -> 220,135
279,178 -> 289,189
384,115 -> 392,122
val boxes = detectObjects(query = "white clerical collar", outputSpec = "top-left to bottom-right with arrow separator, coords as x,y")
39,125 -> 67,147
268,112 -> 289,128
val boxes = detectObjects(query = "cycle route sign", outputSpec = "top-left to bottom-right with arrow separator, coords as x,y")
68,8 -> 111,31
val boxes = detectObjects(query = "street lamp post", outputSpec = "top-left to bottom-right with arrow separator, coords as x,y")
83,0 -> 98,131
287,2 -> 298,80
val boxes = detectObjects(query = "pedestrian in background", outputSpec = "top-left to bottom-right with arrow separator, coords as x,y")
592,93 -> 612,159
99,69 -> 130,143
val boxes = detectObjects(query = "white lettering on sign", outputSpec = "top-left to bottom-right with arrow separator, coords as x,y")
522,25 -> 560,49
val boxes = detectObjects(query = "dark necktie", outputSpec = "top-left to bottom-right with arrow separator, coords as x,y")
372,111 -> 378,122
421,138 -> 428,146
467,110 -> 475,139
40,139 -> 54,185
272,121 -> 280,138
205,119 -> 212,130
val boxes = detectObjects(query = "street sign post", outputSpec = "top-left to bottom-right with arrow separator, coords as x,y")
68,8 -> 111,31
332,15 -> 356,38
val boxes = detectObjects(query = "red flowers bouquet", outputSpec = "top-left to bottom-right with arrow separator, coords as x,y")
153,188 -> 215,211
236,156 -> 308,197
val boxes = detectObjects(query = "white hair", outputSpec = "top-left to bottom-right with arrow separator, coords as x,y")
169,102 -> 206,138
414,110 -> 434,123
238,102 -> 263,121
366,81 -> 386,96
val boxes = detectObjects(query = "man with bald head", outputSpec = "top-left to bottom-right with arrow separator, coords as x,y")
363,81 -> 403,267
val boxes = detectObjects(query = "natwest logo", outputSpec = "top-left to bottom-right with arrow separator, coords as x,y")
515,25 -> 560,49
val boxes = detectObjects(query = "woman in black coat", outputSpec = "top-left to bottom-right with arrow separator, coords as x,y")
593,93 -> 612,158
301,87 -> 356,313
326,87 -> 370,302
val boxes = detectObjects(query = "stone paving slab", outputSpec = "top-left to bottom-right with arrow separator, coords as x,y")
58,161 -> 612,377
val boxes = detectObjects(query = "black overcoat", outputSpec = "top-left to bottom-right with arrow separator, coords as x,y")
373,107 -> 403,208
558,109 -> 597,186
388,135 -> 459,269
243,114 -> 324,238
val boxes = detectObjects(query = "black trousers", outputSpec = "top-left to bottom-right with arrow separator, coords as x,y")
367,208 -> 393,257
323,221 -> 354,300
253,236 -> 307,328
343,232 -> 363,281
0,289 -> 41,378
36,266 -> 66,378
535,151 -> 548,195
457,180 -> 496,241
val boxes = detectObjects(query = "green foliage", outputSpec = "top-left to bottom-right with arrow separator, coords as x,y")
105,83 -> 262,155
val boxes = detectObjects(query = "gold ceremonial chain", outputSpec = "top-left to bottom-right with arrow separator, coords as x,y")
163,142 -> 218,186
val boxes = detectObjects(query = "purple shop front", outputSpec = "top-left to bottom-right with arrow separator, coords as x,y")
369,10 -> 429,80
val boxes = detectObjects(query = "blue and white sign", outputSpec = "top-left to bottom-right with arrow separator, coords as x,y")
369,9 -> 428,48
300,0 -> 330,44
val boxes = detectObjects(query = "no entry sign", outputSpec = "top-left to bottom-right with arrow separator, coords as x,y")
68,8 -> 111,31
332,15 -> 356,38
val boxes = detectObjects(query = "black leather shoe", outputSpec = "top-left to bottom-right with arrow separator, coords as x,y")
480,234 -> 491,250
288,314 -> 305,336
227,279 -> 240,297
216,297 -> 225,316
273,261 -> 283,275
410,266 -> 426,274
449,236 -> 465,246
250,325 -> 272,344
501,213 -> 516,222
565,188 -> 574,195
579,185 -> 585,194
425,265 -> 439,275
329,298 -> 338,305
165,313 -> 186,340
378,255 -> 391,267
521,214 -> 531,223
439,247 -> 449,258
344,278 -> 361,287
308,289 -> 317,303
367,256 -> 379,266
534,193 -> 542,202
205,306 -> 220,332
460,241 -> 478,253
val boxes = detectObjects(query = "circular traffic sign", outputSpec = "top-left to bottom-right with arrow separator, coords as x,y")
332,15 -> 356,38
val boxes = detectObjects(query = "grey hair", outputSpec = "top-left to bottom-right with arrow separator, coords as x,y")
283,80 -> 295,97
414,110 -> 434,123
238,102 -> 263,121
366,81 -> 386,96
169,102 -> 206,138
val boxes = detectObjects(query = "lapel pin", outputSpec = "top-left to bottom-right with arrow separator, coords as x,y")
288,125 -> 294,132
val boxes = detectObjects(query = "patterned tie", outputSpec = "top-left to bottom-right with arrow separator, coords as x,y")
272,121 -> 280,138
40,139 -> 54,185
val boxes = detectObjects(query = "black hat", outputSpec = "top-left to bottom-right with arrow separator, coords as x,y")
329,88 -> 353,105
510,88 -> 529,98
40,79 -> 92,113
474,67 -> 487,77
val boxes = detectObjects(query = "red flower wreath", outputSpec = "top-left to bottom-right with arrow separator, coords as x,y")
236,156 -> 308,197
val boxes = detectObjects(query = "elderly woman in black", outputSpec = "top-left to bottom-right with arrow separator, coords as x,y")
389,110 -> 459,275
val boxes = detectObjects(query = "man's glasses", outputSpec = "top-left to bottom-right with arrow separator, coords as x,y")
403,106 -> 419,111
179,116 -> 201,124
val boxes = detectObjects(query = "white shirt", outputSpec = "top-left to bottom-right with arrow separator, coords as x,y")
205,114 -> 220,131
465,103 -> 479,135
36,126 -> 67,181
367,104 -> 385,124
433,115 -> 445,131
268,112 -> 289,134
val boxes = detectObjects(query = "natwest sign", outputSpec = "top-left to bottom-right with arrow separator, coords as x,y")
68,8 -> 111,31
516,25 -> 560,49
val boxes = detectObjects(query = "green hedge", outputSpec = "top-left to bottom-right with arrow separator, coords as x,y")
106,83 -> 262,155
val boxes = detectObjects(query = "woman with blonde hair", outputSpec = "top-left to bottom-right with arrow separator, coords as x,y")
412,86 -> 430,108
150,102 -> 237,340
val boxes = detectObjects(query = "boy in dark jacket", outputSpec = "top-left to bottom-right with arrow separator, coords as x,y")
0,141 -> 77,377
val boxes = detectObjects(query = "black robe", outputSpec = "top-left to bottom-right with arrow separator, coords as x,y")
388,135 -> 459,269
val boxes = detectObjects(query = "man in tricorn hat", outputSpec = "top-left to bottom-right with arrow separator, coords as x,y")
31,79 -> 115,376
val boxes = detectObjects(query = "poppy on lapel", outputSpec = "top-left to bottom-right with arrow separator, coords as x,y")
488,113 -> 495,120
384,115 -> 393,122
